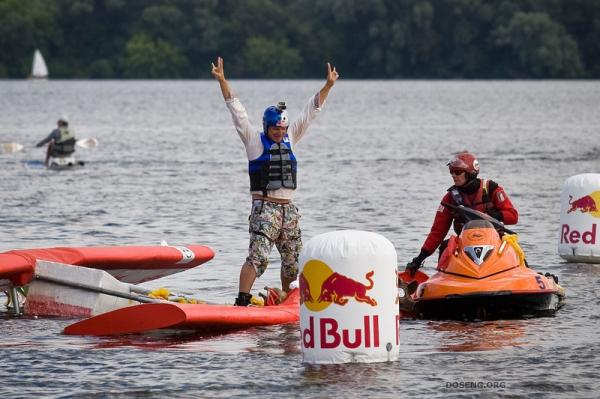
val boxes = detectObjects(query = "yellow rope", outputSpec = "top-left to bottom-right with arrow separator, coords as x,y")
148,287 -> 202,304
502,234 -> 526,265
250,296 -> 265,306
148,287 -> 171,300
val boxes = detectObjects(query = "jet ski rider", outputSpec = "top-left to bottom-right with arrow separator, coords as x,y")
406,151 -> 518,277
211,57 -> 339,306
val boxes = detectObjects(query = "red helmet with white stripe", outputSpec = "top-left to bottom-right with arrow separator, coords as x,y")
447,151 -> 480,179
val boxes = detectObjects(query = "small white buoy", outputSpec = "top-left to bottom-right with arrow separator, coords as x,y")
298,230 -> 399,364
558,173 -> 600,263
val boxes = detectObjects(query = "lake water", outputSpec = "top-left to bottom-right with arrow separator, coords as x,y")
1,80 -> 599,398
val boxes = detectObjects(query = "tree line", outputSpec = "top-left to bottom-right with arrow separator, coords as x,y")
0,0 -> 598,79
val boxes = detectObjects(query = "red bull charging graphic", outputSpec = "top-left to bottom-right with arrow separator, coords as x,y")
567,192 -> 600,216
561,190 -> 600,245
300,259 -> 377,310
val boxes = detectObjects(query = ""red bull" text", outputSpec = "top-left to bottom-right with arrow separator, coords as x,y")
561,223 -> 597,244
302,315 -> 380,349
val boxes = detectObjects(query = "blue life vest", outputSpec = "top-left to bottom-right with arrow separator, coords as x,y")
249,133 -> 297,195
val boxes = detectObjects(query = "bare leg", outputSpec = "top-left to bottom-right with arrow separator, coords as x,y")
238,262 -> 257,294
45,143 -> 52,166
281,272 -> 294,293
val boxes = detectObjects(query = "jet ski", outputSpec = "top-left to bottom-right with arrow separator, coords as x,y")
399,204 -> 565,320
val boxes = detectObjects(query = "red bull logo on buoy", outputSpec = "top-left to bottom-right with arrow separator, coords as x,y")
300,259 -> 384,350
562,191 -> 600,245
567,191 -> 600,218
300,259 -> 377,311
558,175 -> 600,263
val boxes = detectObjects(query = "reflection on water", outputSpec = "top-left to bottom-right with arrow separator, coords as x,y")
300,362 -> 390,388
79,323 -> 302,354
429,320 -> 527,352
87,329 -> 228,351
247,324 -> 301,356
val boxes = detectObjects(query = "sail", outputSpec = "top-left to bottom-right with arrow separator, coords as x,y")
31,49 -> 48,79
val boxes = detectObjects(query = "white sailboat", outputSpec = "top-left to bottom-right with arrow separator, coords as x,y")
31,49 -> 48,79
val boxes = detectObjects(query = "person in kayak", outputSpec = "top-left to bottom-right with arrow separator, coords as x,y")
36,115 -> 77,165
211,56 -> 339,306
405,151 -> 518,277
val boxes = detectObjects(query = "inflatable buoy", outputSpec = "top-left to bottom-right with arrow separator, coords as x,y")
299,230 -> 399,364
558,173 -> 600,263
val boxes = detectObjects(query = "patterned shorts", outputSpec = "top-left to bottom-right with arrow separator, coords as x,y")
245,200 -> 302,279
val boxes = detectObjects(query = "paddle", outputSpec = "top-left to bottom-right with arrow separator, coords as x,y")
1,143 -> 24,154
0,138 -> 99,154
441,202 -> 517,235
34,273 -> 160,304
75,137 -> 98,149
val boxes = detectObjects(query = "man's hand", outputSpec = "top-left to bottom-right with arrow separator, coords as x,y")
405,258 -> 422,278
318,62 -> 339,105
211,56 -> 232,100
326,62 -> 339,87
211,56 -> 225,82
404,249 -> 430,278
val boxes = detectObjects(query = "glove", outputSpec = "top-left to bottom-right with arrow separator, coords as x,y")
488,209 -> 503,222
405,258 -> 422,278
405,249 -> 431,277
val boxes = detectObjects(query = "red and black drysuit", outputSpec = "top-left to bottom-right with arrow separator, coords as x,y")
414,178 -> 518,264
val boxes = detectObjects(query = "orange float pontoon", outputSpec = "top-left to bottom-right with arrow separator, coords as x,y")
0,244 -> 215,290
64,288 -> 300,336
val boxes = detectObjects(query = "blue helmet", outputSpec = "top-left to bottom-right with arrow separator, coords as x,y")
262,101 -> 289,133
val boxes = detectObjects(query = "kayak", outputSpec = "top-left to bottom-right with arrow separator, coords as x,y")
0,245 -> 215,291
64,288 -> 300,336
47,156 -> 85,170
399,207 -> 565,321
23,159 -> 84,170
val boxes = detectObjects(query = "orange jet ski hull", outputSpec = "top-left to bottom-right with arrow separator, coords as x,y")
401,220 -> 565,320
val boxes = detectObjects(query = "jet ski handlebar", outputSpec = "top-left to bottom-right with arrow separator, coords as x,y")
441,202 -> 517,236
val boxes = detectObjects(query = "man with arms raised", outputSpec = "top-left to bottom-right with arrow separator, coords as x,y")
211,57 -> 339,306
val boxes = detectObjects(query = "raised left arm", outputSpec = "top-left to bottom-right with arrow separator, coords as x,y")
318,62 -> 339,106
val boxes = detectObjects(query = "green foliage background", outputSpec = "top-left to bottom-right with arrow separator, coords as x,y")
1,0 -> 598,78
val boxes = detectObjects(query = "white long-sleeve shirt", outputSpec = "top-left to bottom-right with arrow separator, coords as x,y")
225,93 -> 323,200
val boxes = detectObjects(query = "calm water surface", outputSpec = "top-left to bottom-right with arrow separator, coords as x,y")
1,80 -> 599,398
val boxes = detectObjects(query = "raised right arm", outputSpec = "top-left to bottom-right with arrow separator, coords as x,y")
212,57 -> 260,154
211,57 -> 233,101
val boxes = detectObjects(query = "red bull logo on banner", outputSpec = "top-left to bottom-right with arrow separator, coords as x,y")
567,191 -> 600,218
300,259 -> 377,311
